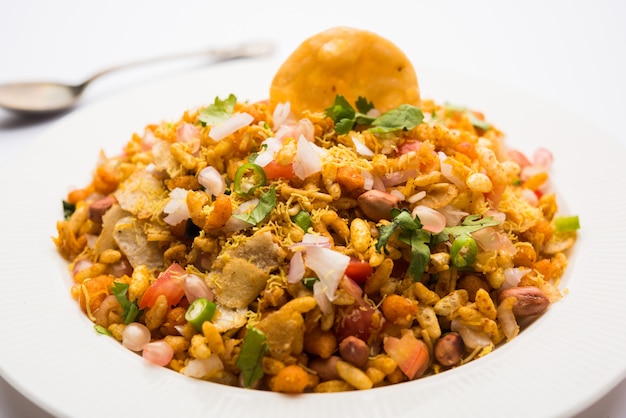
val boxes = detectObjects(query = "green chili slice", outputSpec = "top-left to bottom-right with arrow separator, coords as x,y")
554,215 -> 580,232
233,163 -> 266,195
185,297 -> 217,331
291,210 -> 312,232
450,234 -> 478,268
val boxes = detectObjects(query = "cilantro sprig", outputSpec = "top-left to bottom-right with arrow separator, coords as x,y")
324,95 -> 423,135
110,282 -> 143,324
376,209 -> 500,281
232,186 -> 277,226
198,94 -> 237,126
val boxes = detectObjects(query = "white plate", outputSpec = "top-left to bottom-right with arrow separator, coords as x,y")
0,58 -> 624,418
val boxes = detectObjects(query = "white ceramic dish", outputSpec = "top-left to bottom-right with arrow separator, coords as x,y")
0,58 -> 624,418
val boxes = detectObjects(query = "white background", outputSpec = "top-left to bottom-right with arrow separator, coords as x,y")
0,0 -> 624,416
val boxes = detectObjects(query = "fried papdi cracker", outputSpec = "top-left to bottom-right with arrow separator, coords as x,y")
269,26 -> 420,118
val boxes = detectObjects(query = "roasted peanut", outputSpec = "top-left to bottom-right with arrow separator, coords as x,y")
339,336 -> 369,368
498,286 -> 550,316
434,332 -> 465,367
357,190 -> 400,221
309,356 -> 341,381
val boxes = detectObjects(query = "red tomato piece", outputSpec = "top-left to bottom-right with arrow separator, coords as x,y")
344,259 -> 373,284
383,332 -> 430,379
138,263 -> 186,309
262,160 -> 295,179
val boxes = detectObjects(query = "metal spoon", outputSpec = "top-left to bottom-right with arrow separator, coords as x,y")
0,41 -> 275,117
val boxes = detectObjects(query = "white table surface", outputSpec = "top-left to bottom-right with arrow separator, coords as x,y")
1,1 -> 624,417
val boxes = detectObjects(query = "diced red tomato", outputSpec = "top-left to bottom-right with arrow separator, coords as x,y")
383,332 -> 430,379
334,303 -> 377,342
138,263 -> 186,309
262,160 -> 295,179
344,259 -> 373,284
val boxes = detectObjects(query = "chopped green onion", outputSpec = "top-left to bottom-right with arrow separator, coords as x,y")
554,215 -> 580,232
291,210 -> 312,232
185,297 -> 216,331
233,163 -> 266,195
450,234 -> 478,268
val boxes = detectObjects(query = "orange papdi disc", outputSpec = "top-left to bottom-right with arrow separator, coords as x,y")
269,27 -> 420,118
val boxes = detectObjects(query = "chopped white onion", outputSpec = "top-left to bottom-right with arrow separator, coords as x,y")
351,135 -> 375,157
390,189 -> 405,201
296,118 -> 315,142
533,148 -> 553,170
212,306 -> 248,333
176,123 -> 201,153
438,152 -> 465,188
163,187 -> 190,225
521,188 -> 539,206
183,354 -> 224,378
272,102 -> 294,129
304,246 -> 350,301
451,319 -> 492,349
254,137 -> 282,167
293,134 -> 322,179
183,274 -> 214,303
198,166 -> 226,196
287,251 -> 306,284
362,170 -> 374,190
313,280 -> 333,315
209,112 -> 254,141
501,267 -> 531,290
438,205 -> 468,226
412,205 -> 446,233
381,169 -> 418,187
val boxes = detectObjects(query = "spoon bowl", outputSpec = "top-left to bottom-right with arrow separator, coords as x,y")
0,41 -> 275,117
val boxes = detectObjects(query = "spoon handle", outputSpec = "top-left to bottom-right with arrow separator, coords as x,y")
75,41 -> 275,92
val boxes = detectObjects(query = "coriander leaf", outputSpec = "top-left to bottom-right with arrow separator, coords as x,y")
369,104 -> 423,133
408,230 -> 431,281
355,96 -> 375,114
324,95 -> 355,124
443,215 -> 500,237
468,112 -> 491,131
198,94 -> 237,126
375,209 -> 423,255
232,186 -> 277,226
63,200 -> 76,220
335,117 -> 357,135
236,327 -> 269,388
111,282 -> 143,324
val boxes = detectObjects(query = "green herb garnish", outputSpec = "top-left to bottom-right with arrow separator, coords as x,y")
63,200 -> 76,220
94,325 -> 112,336
236,327 -> 269,388
232,186 -> 277,226
110,282 -> 142,324
324,95 -> 423,135
198,94 -> 237,126
376,210 -> 500,281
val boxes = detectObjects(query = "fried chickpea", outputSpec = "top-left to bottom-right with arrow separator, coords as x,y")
270,365 -> 309,393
